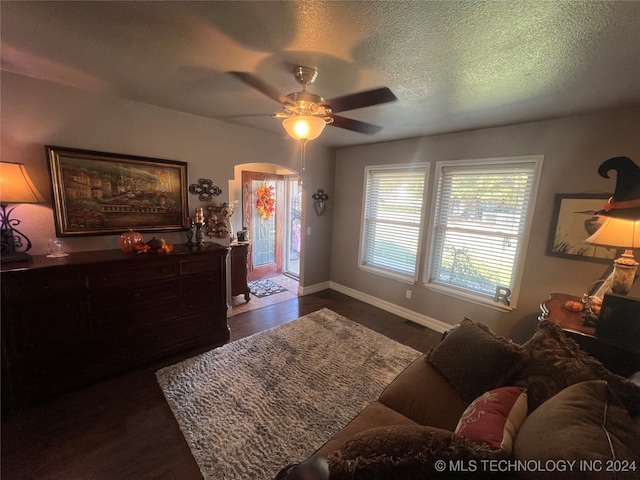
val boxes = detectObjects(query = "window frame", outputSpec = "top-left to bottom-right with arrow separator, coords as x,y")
358,163 -> 429,284
423,155 -> 544,310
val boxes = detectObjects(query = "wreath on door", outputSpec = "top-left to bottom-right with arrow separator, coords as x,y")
255,185 -> 276,221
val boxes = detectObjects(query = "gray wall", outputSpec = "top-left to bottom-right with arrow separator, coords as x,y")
331,107 -> 640,340
4,68 -> 639,338
1,71 -> 335,288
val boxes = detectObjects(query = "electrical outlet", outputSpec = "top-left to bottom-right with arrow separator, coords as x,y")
307,227 -> 312,235
405,289 -> 412,299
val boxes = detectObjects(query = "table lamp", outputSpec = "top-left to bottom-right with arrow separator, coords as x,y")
583,156 -> 640,296
0,162 -> 45,263
585,217 -> 639,295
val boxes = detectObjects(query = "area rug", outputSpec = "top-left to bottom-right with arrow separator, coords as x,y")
156,308 -> 420,480
248,278 -> 288,297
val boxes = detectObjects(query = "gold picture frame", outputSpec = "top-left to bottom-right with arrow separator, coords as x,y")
46,146 -> 188,236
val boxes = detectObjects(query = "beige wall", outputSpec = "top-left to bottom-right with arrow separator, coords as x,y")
331,107 -> 640,340
1,71 -> 335,288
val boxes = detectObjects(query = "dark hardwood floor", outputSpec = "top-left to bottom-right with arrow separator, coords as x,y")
1,290 -> 443,480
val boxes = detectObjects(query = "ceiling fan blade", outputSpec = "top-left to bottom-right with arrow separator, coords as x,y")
229,71 -> 290,105
324,87 -> 397,113
329,114 -> 383,135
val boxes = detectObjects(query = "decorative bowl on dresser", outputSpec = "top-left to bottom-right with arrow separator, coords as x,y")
1,244 -> 230,412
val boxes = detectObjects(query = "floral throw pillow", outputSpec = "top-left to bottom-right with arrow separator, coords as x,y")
455,386 -> 528,456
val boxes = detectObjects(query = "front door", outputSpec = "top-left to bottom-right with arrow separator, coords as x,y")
242,171 -> 285,281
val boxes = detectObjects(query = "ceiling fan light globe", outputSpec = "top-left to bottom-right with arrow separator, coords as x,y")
282,116 -> 326,141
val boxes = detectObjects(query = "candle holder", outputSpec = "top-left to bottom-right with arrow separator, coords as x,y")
185,228 -> 194,246
191,207 -> 206,247
194,221 -> 205,247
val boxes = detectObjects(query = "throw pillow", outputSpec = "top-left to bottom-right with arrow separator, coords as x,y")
513,380 -> 640,480
454,386 -> 527,456
514,320 -> 640,415
327,424 -> 503,480
426,318 -> 527,403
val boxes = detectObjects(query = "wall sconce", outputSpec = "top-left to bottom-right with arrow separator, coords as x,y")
0,162 -> 45,263
312,189 -> 329,216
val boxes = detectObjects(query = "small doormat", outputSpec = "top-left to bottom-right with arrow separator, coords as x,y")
248,279 -> 288,298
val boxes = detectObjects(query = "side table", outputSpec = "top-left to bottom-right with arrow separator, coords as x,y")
230,242 -> 251,302
540,293 -> 640,377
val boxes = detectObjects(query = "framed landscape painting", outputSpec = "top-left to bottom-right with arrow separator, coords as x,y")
546,193 -> 616,263
46,146 -> 188,236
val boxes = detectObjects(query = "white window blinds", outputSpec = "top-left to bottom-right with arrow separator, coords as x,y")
360,165 -> 427,280
428,159 -> 541,305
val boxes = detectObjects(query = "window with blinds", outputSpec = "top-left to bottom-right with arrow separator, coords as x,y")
427,157 -> 543,307
360,164 -> 428,281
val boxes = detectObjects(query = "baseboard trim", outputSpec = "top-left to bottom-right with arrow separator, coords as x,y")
298,281 -> 331,296
325,281 -> 451,334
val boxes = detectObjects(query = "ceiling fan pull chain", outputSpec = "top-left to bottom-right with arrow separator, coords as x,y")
300,139 -> 307,186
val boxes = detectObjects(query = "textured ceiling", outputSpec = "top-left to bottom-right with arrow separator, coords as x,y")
2,1 -> 639,148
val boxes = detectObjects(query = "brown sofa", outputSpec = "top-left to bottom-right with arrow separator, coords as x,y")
277,318 -> 640,480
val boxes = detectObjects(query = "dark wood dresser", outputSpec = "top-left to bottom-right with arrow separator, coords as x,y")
1,244 -> 230,410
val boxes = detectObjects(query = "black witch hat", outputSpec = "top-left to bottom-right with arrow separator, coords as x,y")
596,156 -> 640,219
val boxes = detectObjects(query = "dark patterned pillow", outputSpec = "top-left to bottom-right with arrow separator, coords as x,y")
426,318 -> 527,403
327,425 -> 502,480
515,320 -> 640,415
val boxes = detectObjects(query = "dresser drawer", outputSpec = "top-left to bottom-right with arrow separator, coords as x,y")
179,257 -> 221,275
2,270 -> 84,301
181,273 -> 224,314
90,279 -> 178,311
138,315 -> 212,357
91,299 -> 181,337
6,336 -> 137,402
86,262 -> 177,289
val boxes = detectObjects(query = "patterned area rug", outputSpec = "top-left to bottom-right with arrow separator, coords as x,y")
156,308 -> 420,480
248,278 -> 287,297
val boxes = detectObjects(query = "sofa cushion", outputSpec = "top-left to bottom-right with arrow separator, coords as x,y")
426,318 -> 526,403
514,320 -> 640,415
313,401 -> 418,459
379,354 -> 468,430
455,386 -> 527,455
327,424 -> 500,480
513,380 -> 640,480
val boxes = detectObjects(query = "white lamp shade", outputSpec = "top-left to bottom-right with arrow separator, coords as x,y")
282,116 -> 327,141
585,217 -> 640,248
0,162 -> 45,204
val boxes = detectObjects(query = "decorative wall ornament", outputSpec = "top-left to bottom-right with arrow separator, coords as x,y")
256,185 -> 276,221
312,189 -> 329,216
189,178 -> 222,202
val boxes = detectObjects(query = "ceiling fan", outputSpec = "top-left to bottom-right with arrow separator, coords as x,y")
230,65 -> 397,140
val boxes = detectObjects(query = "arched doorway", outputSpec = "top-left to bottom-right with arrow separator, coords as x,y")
229,163 -> 302,283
